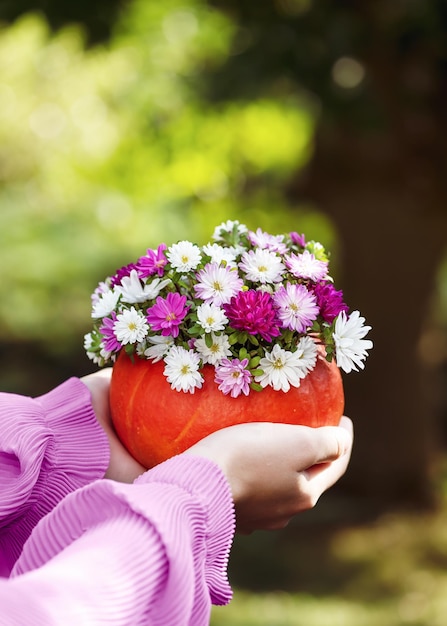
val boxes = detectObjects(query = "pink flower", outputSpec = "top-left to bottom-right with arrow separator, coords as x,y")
214,358 -> 252,397
99,312 -> 121,352
223,289 -> 281,342
146,292 -> 189,338
273,283 -> 319,332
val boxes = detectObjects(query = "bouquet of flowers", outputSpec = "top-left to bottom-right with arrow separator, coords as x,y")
85,220 -> 372,398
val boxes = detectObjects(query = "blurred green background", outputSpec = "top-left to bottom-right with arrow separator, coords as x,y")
1,0 -> 447,623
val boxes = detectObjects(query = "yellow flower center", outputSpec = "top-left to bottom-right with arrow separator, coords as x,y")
273,358 -> 284,369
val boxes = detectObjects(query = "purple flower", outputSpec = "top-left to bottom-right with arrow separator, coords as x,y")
223,289 -> 281,342
99,312 -> 121,353
146,292 -> 189,338
214,358 -> 252,398
110,263 -> 139,288
289,232 -> 306,247
136,244 -> 168,278
312,282 -> 349,324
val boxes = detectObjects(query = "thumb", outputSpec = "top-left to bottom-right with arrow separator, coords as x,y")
305,417 -> 353,467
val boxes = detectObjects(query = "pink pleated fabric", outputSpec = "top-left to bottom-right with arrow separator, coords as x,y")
0,379 -> 235,625
0,378 -> 110,576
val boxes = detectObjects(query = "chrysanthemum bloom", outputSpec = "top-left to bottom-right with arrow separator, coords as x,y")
99,312 -> 122,353
248,228 -> 288,255
146,292 -> 189,338
202,243 -> 238,268
166,241 -> 202,272
333,310 -> 373,373
110,263 -> 139,288
194,332 -> 232,365
194,263 -> 244,306
196,302 -> 228,333
273,283 -> 319,332
255,342 -> 317,392
212,220 -> 248,241
136,244 -> 168,278
312,282 -> 348,324
116,269 -> 171,304
91,288 -> 120,319
163,345 -> 203,393
113,307 -> 149,345
239,248 -> 285,284
214,358 -> 252,397
143,335 -> 174,362
223,289 -> 281,342
289,232 -> 306,247
285,250 -> 328,281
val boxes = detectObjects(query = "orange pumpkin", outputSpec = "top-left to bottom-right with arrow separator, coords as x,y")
110,350 -> 345,468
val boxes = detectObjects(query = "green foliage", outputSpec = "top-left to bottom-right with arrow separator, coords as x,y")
211,495 -> 447,625
0,1 -> 335,349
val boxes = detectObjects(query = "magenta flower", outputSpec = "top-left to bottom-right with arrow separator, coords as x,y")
214,358 -> 252,398
223,289 -> 281,342
312,282 -> 349,324
136,244 -> 168,278
99,312 -> 121,352
110,263 -> 139,288
146,292 -> 189,338
289,232 -> 306,247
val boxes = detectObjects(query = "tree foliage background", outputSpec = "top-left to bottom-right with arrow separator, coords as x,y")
1,1 -> 447,622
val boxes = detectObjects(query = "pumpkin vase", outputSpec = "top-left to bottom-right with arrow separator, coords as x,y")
109,349 -> 345,469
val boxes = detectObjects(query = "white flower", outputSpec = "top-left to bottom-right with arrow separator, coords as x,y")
194,263 -> 243,306
294,336 -> 318,376
286,250 -> 328,281
113,306 -> 149,345
202,242 -> 238,267
333,310 -> 373,373
195,333 -> 232,365
91,288 -> 120,318
239,248 -> 285,284
196,302 -> 228,333
163,345 -> 203,393
143,335 -> 174,362
255,343 -> 316,392
212,220 -> 248,241
167,241 -> 202,272
116,270 -> 171,304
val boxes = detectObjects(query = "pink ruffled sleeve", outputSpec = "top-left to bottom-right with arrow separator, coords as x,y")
0,378 -> 110,576
1,455 -> 235,625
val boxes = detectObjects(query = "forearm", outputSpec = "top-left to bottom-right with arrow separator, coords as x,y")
4,456 -> 235,625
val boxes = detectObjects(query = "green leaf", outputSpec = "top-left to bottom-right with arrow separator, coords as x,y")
247,334 -> 259,346
250,382 -> 264,392
205,333 -> 214,348
228,332 -> 239,345
239,347 -> 248,360
248,355 -> 261,368
250,368 -> 264,377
